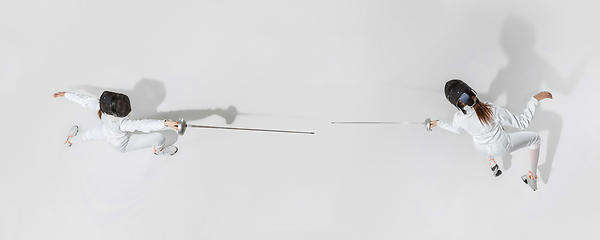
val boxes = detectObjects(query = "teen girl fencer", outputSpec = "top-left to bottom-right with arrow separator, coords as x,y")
54,91 -> 180,156
429,80 -> 553,191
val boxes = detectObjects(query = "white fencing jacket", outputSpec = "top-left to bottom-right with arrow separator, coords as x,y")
65,92 -> 168,152
438,97 -> 539,150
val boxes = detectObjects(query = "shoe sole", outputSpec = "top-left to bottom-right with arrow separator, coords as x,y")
491,164 -> 502,177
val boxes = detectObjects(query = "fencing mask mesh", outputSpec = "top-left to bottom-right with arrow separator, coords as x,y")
100,91 -> 132,117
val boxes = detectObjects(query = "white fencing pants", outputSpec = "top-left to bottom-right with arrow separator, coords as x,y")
476,131 -> 541,176
124,133 -> 166,153
70,124 -> 166,153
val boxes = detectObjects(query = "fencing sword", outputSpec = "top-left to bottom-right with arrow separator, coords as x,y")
331,118 -> 434,131
176,118 -> 314,135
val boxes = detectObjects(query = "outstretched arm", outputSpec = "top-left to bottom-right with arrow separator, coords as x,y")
54,91 -> 100,111
498,91 -> 552,129
431,118 -> 463,134
120,119 -> 179,133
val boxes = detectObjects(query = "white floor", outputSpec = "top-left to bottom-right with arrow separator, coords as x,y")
1,1 -> 600,239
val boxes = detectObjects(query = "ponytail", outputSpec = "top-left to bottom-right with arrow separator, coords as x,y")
473,99 -> 494,127
97,109 -> 102,119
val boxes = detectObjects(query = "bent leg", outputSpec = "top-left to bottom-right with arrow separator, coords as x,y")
508,131 -> 541,151
474,143 -> 503,177
69,124 -> 109,143
124,132 -> 166,153
508,131 -> 541,176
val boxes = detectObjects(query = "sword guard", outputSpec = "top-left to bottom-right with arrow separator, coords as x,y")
425,118 -> 432,132
178,118 -> 187,135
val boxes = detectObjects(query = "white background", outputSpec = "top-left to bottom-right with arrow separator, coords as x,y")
1,0 -> 599,239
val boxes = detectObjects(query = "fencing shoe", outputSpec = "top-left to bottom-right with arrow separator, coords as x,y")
521,171 -> 538,191
489,159 -> 502,177
154,146 -> 178,156
65,125 -> 79,147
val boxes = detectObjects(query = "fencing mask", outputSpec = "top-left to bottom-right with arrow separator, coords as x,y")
100,91 -> 132,117
444,79 -> 477,114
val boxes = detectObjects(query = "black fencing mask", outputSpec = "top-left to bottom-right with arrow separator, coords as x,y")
444,79 -> 477,114
100,91 -> 132,117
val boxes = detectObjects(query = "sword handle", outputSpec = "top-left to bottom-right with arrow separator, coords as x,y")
178,118 -> 187,135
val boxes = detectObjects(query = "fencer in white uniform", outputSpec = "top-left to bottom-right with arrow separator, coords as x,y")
54,91 -> 179,156
430,79 -> 553,191
437,97 -> 540,159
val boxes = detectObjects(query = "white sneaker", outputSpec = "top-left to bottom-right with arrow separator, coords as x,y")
489,159 -> 502,177
521,171 -> 538,191
65,125 -> 79,147
154,146 -> 178,156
